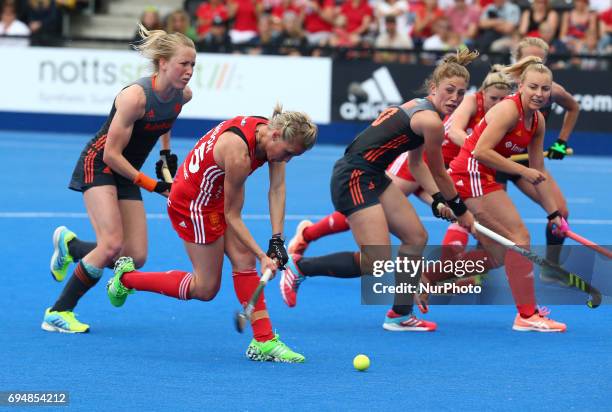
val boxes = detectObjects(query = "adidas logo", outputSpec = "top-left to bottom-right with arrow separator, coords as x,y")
456,180 -> 464,187
340,67 -> 402,121
179,221 -> 187,228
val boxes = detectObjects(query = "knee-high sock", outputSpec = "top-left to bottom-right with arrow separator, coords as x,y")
545,221 -> 566,265
233,270 -> 274,342
51,261 -> 103,312
296,252 -> 361,278
68,238 -> 97,261
441,223 -> 469,259
392,253 -> 422,316
303,211 -> 349,242
121,270 -> 193,300
504,250 -> 536,317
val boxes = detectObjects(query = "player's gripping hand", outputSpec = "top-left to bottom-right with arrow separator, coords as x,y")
431,192 -> 453,221
521,167 -> 546,185
154,181 -> 171,197
547,139 -> 569,160
267,234 -> 288,269
155,149 -> 178,179
548,211 -> 569,237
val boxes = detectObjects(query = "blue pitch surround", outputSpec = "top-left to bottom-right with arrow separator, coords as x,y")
0,131 -> 610,410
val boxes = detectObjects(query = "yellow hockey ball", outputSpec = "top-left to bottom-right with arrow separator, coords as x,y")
353,354 -> 370,371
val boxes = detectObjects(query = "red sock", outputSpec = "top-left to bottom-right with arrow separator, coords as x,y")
303,211 -> 349,242
233,270 -> 274,342
121,270 -> 193,300
504,250 -> 536,317
442,223 -> 469,249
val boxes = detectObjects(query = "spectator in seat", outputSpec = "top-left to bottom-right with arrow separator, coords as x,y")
374,0 -> 410,37
445,0 -> 480,47
278,10 -> 308,56
0,0 -> 30,46
559,0 -> 597,52
246,12 -> 283,55
302,0 -> 335,46
374,14 -> 413,63
27,0 -> 60,46
198,15 -> 233,53
477,0 -> 520,52
598,4 -> 612,53
412,0 -> 444,47
196,0 -> 228,38
166,9 -> 198,41
133,6 -> 162,44
519,0 -> 559,38
228,0 -> 263,44
338,0 -> 373,41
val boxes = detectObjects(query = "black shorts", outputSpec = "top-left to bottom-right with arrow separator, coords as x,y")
495,159 -> 527,185
68,153 -> 142,201
330,156 -> 392,217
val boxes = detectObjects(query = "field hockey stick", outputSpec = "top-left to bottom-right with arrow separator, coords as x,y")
234,269 -> 273,333
160,153 -> 173,184
474,222 -> 601,308
510,148 -> 574,162
564,230 -> 612,259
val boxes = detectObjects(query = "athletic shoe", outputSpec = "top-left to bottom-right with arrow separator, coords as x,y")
279,254 -> 305,308
382,310 -> 437,332
287,220 -> 313,255
106,257 -> 135,307
41,308 -> 89,333
246,334 -> 305,363
50,226 -> 76,282
512,307 -> 567,332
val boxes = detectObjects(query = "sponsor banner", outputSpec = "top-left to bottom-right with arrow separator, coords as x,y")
0,46 -> 332,123
331,61 -> 612,132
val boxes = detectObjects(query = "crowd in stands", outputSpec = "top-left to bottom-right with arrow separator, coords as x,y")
1,0 -> 611,68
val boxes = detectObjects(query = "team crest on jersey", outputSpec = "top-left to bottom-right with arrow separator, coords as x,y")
505,141 -> 513,148
208,212 -> 223,231
368,181 -> 375,190
146,109 -> 155,119
174,103 -> 182,113
240,117 -> 247,126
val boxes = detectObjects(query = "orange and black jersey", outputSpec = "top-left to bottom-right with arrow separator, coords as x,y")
343,99 -> 437,172
81,75 -> 184,177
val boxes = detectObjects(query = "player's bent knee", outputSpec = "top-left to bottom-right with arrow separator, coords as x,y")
191,284 -> 220,301
98,241 -> 123,264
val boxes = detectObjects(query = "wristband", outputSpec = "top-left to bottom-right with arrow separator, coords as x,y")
547,210 -> 561,221
447,195 -> 468,217
133,172 -> 157,192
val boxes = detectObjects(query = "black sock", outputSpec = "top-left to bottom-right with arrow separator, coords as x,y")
68,238 -> 97,262
51,261 -> 101,312
297,252 -> 361,278
545,223 -> 566,265
391,253 -> 421,316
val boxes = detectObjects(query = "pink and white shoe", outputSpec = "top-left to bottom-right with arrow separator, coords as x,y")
287,220 -> 313,255
512,307 -> 567,332
279,254 -> 305,308
382,310 -> 437,332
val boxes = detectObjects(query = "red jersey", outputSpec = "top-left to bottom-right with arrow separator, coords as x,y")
441,91 -> 485,164
169,116 -> 267,221
304,0 -> 335,33
339,0 -> 373,33
450,93 -> 538,179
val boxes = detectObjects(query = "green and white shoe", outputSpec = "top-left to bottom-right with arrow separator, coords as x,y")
41,308 -> 90,333
50,226 -> 76,282
106,257 -> 135,307
246,334 -> 305,363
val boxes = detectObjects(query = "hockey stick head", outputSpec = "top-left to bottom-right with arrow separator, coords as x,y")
234,311 -> 248,333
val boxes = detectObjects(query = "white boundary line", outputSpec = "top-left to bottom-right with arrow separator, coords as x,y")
0,212 -> 611,225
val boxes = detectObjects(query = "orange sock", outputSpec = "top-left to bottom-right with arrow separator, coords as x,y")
233,270 -> 274,342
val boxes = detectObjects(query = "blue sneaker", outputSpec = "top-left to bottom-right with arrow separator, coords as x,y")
280,254 -> 305,307
41,308 -> 90,333
382,310 -> 437,332
50,226 -> 76,282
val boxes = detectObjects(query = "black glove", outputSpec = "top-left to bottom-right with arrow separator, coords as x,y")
267,234 -> 288,269
155,149 -> 178,180
154,181 -> 171,194
547,139 -> 568,160
431,192 -> 447,219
